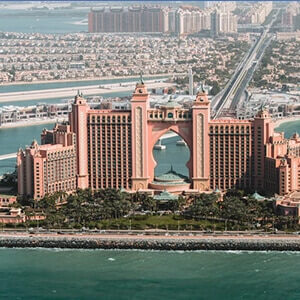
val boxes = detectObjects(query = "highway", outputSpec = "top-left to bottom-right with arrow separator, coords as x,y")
230,35 -> 273,111
212,9 -> 279,119
0,153 -> 17,161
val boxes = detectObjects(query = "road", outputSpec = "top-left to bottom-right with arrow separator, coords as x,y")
230,34 -> 273,111
0,230 -> 299,240
212,9 -> 280,119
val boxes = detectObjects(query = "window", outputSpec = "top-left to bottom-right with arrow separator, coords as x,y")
168,112 -> 173,118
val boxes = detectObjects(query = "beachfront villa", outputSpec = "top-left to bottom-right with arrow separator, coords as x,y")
0,194 -> 17,207
16,81 -> 300,206
0,194 -> 45,224
275,191 -> 300,223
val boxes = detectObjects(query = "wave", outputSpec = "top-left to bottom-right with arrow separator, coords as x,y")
68,19 -> 88,26
3,248 -> 300,256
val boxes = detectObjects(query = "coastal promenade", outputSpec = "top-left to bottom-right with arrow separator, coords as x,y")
0,232 -> 299,251
0,82 -> 173,103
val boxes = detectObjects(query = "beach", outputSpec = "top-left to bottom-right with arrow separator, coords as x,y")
0,82 -> 173,103
0,118 -> 61,129
273,116 -> 300,128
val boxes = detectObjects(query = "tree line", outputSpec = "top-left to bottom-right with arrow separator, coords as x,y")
15,188 -> 300,231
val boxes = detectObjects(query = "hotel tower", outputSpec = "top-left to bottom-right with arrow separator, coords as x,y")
17,82 -> 300,199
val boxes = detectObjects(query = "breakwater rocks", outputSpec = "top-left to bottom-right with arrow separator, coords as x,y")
0,235 -> 300,251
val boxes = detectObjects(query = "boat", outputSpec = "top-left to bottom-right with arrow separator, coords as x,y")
176,139 -> 187,146
154,139 -> 166,150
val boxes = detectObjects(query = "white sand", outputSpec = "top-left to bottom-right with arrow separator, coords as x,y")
0,82 -> 174,103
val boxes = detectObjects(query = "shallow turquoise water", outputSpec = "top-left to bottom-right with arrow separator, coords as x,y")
0,249 -> 299,300
0,124 -> 54,174
153,135 -> 190,177
0,76 -> 167,94
275,119 -> 300,138
0,91 -> 132,108
0,8 -> 88,34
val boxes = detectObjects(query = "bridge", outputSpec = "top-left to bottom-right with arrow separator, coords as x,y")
0,153 -> 17,161
212,9 -> 279,119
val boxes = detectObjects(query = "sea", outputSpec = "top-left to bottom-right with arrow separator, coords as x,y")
0,5 -> 88,34
0,248 -> 299,300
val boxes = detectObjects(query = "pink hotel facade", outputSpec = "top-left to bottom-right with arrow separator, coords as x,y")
17,82 -> 300,199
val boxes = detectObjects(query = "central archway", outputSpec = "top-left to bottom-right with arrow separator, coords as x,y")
147,121 -> 193,185
152,131 -> 190,177
130,84 -> 211,192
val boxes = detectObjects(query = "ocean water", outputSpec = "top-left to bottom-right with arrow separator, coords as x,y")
0,249 -> 299,300
275,119 -> 300,138
0,123 -> 55,175
153,135 -> 190,177
0,91 -> 132,108
0,76 -> 167,94
0,8 -> 88,34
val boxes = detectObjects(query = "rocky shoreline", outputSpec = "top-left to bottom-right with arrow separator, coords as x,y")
0,235 -> 300,251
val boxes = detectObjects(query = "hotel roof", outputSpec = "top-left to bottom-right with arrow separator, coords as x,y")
153,190 -> 178,201
154,167 -> 188,183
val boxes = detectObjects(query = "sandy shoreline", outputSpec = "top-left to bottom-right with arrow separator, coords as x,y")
0,82 -> 173,103
273,116 -> 300,128
0,118 -> 64,129
0,73 -> 182,87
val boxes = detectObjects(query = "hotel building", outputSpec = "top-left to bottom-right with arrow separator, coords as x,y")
17,124 -> 77,199
17,82 -> 300,199
88,4 -> 238,36
88,6 -> 169,33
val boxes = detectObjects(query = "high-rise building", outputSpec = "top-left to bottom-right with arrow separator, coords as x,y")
281,2 -> 300,30
87,3 -> 238,36
168,10 -> 176,33
242,2 -> 273,25
174,6 -> 209,35
17,124 -> 76,199
17,82 -> 300,199
210,10 -> 237,37
210,11 -> 220,37
88,6 -> 169,33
